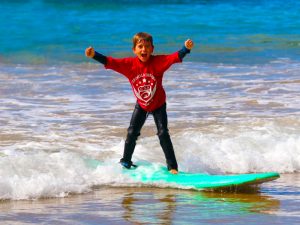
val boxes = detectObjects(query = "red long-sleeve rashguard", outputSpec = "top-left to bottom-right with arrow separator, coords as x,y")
105,52 -> 182,112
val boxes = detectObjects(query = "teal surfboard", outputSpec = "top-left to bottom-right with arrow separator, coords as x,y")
85,159 -> 280,190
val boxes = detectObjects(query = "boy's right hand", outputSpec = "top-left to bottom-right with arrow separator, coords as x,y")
85,46 -> 95,58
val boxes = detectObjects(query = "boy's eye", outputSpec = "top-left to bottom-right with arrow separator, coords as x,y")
138,44 -> 150,49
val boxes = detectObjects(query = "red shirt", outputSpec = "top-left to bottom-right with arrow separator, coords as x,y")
105,52 -> 182,112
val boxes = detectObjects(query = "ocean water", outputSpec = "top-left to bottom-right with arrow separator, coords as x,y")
1,0 -> 300,224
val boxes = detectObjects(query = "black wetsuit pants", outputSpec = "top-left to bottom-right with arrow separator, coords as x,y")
121,103 -> 178,170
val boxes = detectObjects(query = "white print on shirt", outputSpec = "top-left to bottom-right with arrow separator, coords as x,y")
131,73 -> 157,106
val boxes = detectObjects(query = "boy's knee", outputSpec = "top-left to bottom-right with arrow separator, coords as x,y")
157,128 -> 170,139
126,126 -> 140,142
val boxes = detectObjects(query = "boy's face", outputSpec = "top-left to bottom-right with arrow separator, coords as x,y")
133,39 -> 154,62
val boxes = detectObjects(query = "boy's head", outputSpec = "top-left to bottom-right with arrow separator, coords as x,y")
132,32 -> 153,48
132,32 -> 154,62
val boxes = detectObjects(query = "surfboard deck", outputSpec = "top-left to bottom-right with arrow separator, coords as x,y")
85,159 -> 280,190
127,167 -> 280,190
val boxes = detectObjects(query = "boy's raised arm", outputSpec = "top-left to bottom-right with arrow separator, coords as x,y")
85,46 -> 107,65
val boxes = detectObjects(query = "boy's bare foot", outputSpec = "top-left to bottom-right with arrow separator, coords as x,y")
169,169 -> 178,175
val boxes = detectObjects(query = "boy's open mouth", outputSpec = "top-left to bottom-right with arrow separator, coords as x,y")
141,53 -> 147,58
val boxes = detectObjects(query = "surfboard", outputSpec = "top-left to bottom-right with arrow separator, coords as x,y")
85,159 -> 280,190
127,167 -> 280,190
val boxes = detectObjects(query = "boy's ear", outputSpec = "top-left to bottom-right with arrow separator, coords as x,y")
150,45 -> 154,53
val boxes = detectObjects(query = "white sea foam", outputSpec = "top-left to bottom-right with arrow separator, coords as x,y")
0,151 -> 133,200
1,118 -> 299,200
1,60 -> 300,199
174,123 -> 300,174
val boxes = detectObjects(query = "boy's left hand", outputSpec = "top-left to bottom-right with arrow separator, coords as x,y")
185,39 -> 194,50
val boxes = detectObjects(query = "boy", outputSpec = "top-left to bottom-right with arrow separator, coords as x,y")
85,32 -> 194,174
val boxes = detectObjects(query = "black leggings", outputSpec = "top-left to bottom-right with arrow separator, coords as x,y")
122,103 -> 178,170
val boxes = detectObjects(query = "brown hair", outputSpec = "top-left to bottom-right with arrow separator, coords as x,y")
132,32 -> 154,48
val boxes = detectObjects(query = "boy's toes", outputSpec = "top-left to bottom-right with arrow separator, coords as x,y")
169,169 -> 178,175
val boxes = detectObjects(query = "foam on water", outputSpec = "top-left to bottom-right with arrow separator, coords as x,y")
175,121 -> 300,174
1,59 -> 300,199
1,118 -> 300,200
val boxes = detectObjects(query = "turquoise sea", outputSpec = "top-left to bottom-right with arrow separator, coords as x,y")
1,0 -> 300,65
1,0 -> 300,224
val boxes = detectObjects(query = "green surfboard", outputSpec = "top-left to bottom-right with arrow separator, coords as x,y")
85,159 -> 280,190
